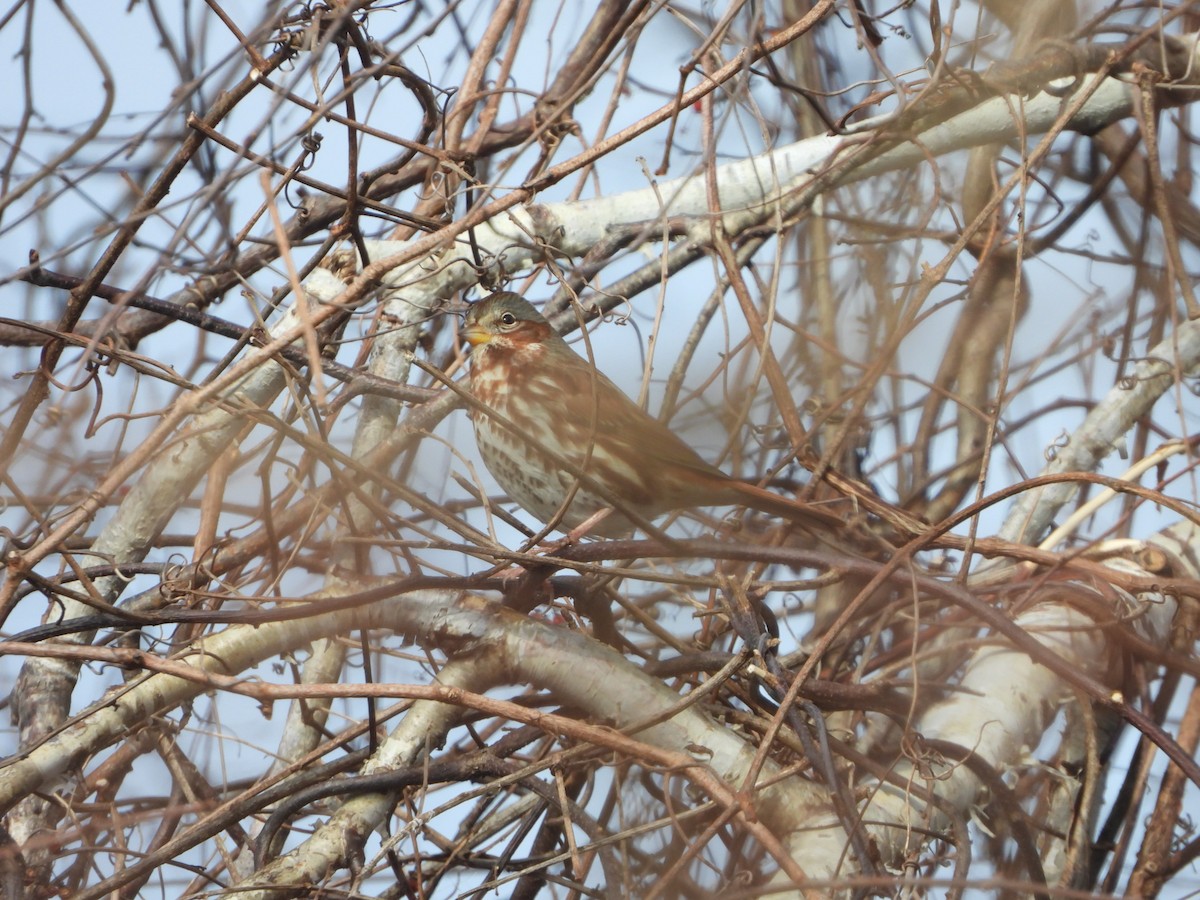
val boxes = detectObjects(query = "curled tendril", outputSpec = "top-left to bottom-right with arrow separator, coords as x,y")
1119,355 -> 1177,391
158,553 -> 196,603
300,130 -> 323,160
1045,430 -> 1070,462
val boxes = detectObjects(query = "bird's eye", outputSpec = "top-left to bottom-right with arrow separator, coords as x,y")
498,312 -> 517,327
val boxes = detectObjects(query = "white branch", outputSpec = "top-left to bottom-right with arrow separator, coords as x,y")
1000,320 -> 1200,542
341,61 -> 1169,314
240,603 -> 847,893
854,522 -> 1196,874
1,588 -> 848,894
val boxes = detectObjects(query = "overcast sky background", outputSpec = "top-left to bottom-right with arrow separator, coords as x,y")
1,2 -> 1197,895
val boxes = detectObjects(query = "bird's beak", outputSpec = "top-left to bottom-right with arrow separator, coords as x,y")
462,322 -> 490,346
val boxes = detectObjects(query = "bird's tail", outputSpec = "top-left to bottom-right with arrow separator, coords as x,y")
727,480 -> 842,529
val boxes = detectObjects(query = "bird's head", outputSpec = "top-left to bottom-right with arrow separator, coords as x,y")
462,292 -> 556,352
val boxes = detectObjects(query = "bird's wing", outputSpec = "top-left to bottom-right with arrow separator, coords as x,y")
554,351 -> 727,478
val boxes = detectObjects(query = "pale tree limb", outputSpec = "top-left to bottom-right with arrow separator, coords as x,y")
843,522 -> 1198,893
1000,320 -> 1200,543
337,33 -> 1200,324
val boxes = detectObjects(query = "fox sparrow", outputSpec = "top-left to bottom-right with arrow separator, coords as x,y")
462,292 -> 839,537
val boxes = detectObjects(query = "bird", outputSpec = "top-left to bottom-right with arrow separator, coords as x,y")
461,291 -> 840,538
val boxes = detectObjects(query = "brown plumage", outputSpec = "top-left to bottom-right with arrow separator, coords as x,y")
463,292 -> 839,537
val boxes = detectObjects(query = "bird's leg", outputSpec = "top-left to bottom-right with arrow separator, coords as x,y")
497,562 -> 557,614
487,508 -> 616,600
527,506 -> 617,557
563,507 -> 615,541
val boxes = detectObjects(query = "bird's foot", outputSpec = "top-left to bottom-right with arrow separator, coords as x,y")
562,507 -> 615,543
491,560 -> 556,614
526,508 -> 616,557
